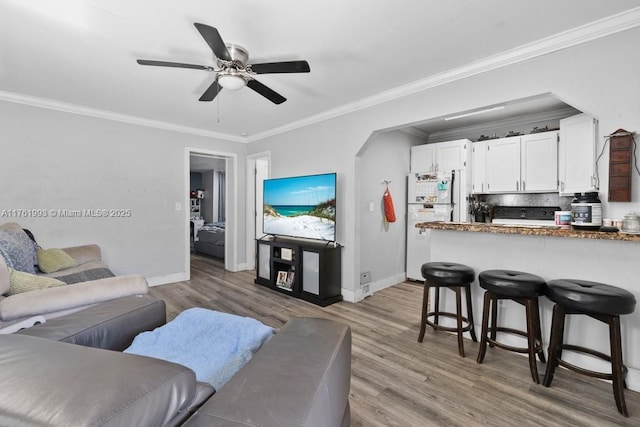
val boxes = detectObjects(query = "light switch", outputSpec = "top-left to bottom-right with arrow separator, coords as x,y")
175,202 -> 182,211
369,202 -> 375,212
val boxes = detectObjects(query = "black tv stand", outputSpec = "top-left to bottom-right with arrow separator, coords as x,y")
255,237 -> 342,307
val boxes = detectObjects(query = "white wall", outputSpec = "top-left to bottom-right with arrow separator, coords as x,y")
356,130 -> 425,299
0,101 -> 246,283
248,27 -> 640,300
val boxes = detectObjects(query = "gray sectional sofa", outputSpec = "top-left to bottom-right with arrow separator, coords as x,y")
0,304 -> 352,426
0,223 -> 352,425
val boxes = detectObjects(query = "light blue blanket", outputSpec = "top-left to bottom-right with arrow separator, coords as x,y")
124,308 -> 275,390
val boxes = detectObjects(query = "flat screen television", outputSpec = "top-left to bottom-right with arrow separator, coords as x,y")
263,172 -> 336,241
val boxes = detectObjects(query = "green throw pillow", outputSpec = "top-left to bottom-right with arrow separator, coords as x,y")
8,269 -> 65,295
37,248 -> 78,274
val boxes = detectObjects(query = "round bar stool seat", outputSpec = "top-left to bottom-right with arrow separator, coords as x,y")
418,262 -> 477,357
476,269 -> 546,383
543,279 -> 636,417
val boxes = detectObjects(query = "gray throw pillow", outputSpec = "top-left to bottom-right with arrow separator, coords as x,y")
0,228 -> 37,274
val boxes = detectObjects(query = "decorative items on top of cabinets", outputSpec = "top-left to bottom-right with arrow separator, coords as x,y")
558,114 -> 598,196
474,131 -> 559,194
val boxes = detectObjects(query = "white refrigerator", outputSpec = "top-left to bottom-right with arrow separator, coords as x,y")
406,170 -> 462,281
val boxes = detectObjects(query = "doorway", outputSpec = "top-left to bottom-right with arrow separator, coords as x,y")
186,148 -> 237,279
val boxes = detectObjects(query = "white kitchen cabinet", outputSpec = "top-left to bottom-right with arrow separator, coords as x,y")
486,137 -> 521,192
410,139 -> 469,173
521,131 -> 559,192
478,131 -> 559,193
410,144 -> 436,172
558,114 -> 598,195
471,141 -> 487,193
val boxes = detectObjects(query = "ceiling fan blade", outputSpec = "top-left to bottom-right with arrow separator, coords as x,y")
137,59 -> 210,70
246,79 -> 286,104
250,60 -> 310,74
199,78 -> 222,102
194,23 -> 231,61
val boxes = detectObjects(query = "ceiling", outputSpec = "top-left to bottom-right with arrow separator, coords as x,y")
1,0 -> 639,141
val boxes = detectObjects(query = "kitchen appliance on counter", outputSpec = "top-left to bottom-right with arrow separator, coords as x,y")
571,192 -> 602,229
491,206 -> 560,226
406,171 -> 463,281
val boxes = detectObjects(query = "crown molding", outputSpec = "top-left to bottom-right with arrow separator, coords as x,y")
247,6 -> 640,142
0,90 -> 246,143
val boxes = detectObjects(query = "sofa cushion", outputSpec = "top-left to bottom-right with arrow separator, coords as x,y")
0,256 -> 9,295
0,334 -> 201,427
0,274 -> 148,321
37,248 -> 78,273
8,269 -> 65,295
184,317 -> 352,427
18,295 -> 167,351
0,223 -> 37,274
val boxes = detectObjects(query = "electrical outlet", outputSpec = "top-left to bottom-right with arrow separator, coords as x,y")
361,284 -> 370,295
360,271 -> 371,285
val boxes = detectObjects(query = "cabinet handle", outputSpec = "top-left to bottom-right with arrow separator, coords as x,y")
516,181 -> 519,191
522,181 -> 526,191
481,183 -> 484,192
561,181 -> 564,192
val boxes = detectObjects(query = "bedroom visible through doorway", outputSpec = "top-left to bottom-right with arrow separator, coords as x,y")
187,151 -> 231,276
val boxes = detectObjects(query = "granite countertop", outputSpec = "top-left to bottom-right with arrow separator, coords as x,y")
415,221 -> 640,242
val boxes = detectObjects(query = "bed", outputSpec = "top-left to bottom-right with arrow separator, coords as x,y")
194,222 -> 225,259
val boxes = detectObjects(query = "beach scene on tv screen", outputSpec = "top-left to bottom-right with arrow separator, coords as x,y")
263,174 -> 336,241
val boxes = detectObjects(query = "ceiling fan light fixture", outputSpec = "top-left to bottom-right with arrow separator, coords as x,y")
218,73 -> 246,91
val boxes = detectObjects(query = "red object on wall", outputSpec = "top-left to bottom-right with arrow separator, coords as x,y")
383,187 -> 396,223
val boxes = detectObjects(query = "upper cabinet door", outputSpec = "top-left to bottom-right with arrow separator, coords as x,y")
471,141 -> 487,193
559,114 -> 598,195
410,144 -> 436,172
486,137 -> 521,192
521,131 -> 559,192
436,141 -> 467,173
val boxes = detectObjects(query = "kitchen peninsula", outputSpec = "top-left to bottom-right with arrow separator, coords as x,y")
414,221 -> 640,392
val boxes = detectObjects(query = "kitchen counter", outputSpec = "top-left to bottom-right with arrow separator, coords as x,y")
415,221 -> 640,242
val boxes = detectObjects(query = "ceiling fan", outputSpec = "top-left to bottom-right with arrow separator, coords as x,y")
137,23 -> 310,105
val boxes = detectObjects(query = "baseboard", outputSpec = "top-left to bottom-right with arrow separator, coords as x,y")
146,272 -> 188,287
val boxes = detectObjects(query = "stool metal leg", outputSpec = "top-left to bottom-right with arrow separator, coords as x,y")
525,298 -> 540,383
454,286 -> 465,357
543,304 -> 565,387
434,287 -> 440,325
477,291 -> 492,363
532,298 -> 546,363
418,282 -> 430,342
609,315 -> 628,417
465,284 -> 477,342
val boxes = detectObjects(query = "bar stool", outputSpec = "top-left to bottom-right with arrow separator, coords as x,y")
418,262 -> 477,357
543,279 -> 637,417
476,269 -> 546,383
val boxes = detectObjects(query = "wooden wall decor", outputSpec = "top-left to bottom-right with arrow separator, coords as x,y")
608,129 -> 633,202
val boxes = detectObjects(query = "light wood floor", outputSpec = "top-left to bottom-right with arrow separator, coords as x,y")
149,254 -> 640,426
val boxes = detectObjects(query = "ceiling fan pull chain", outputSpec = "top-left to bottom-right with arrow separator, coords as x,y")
216,93 -> 220,123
